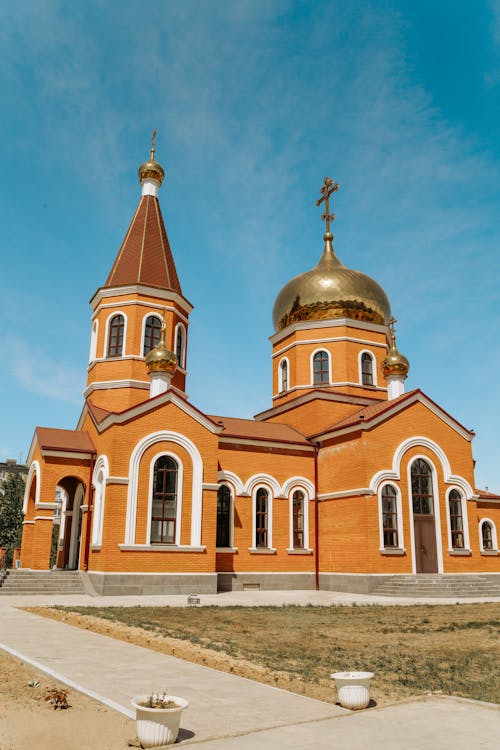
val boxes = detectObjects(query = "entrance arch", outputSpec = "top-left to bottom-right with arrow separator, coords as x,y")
410,458 -> 438,573
56,477 -> 86,570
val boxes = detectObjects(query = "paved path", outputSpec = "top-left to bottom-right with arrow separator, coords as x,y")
0,595 -> 498,748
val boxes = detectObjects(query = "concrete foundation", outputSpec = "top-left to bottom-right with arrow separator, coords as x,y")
217,572 -> 316,592
86,572 -> 218,596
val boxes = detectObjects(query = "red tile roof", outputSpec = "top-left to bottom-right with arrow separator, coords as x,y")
210,415 -> 311,445
476,489 -> 500,500
105,195 -> 181,292
35,427 -> 95,453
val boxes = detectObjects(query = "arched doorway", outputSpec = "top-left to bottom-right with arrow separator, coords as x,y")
410,458 -> 438,573
56,478 -> 86,570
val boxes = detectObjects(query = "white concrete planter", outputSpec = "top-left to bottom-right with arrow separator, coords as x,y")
131,694 -> 189,747
330,671 -> 374,710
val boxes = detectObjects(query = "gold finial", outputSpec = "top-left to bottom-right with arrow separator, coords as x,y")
382,316 -> 409,379
138,130 -> 165,186
150,129 -> 157,160
316,177 -> 339,238
388,316 -> 397,340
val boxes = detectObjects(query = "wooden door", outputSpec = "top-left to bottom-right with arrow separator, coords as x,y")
414,516 -> 438,573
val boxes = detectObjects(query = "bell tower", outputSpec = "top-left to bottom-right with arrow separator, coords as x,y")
86,134 -> 192,411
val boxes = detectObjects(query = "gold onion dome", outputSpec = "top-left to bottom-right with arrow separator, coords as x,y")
138,129 -> 165,186
382,321 -> 409,379
145,325 -> 177,375
272,233 -> 391,332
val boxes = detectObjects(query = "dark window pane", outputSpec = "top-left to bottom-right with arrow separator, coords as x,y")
256,488 -> 268,547
216,485 -> 231,548
411,459 -> 434,516
143,316 -> 162,355
293,490 -> 304,548
361,352 -> 374,386
313,351 -> 329,385
381,484 -> 398,547
107,315 -> 125,357
482,522 -> 493,550
151,456 -> 178,544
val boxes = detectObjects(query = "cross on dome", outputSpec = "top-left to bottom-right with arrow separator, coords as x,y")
316,176 -> 339,237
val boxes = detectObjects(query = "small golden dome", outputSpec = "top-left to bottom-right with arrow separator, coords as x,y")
145,325 -> 177,375
272,235 -> 391,332
382,322 -> 409,379
138,130 -> 165,186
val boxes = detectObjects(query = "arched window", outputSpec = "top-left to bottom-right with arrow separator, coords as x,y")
448,489 -> 464,549
255,487 -> 269,548
313,350 -> 329,385
143,316 -> 162,355
175,324 -> 185,368
411,459 -> 434,514
279,359 -> 288,393
107,314 -> 125,357
481,520 -> 495,551
216,485 -> 231,548
91,471 -> 105,546
361,352 -> 374,386
292,490 -> 305,549
89,319 -> 98,363
381,484 -> 398,547
150,456 -> 178,544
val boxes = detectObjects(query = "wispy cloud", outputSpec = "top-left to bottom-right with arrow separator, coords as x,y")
9,338 -> 83,404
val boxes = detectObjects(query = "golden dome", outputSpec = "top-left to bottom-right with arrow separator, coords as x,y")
145,325 -> 177,375
382,322 -> 409,379
272,234 -> 391,332
138,130 -> 165,186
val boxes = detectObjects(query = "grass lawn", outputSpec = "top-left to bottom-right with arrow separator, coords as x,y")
41,602 -> 499,706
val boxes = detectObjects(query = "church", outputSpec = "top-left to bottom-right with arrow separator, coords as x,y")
20,140 -> 500,595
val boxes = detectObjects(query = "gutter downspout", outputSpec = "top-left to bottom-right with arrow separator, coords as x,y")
314,443 -> 320,591
83,453 -> 96,572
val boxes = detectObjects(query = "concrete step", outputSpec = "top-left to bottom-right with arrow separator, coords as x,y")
371,574 -> 500,598
0,570 -> 86,595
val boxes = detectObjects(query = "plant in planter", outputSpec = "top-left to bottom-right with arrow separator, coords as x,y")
131,692 -> 189,747
330,671 -> 374,710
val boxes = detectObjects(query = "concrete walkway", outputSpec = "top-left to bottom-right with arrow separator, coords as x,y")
0,594 -> 498,748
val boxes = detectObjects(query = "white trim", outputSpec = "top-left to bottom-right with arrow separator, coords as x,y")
35,502 -> 58,510
23,461 -> 40,514
310,347 -> 332,386
369,436 -> 475,497
41,450 -> 94,460
103,310 -> 128,358
141,312 -> 163,357
88,319 -> 99,364
252,483 -> 274,550
33,515 -> 54,521
202,483 -> 220,491
270,317 -> 387,345
125,431 -> 203,547
107,476 -> 129,485
90,285 -> 193,315
278,356 -> 290,393
91,455 -> 109,547
286,548 -> 313,554
445,486 -> 470,552
272,335 -> 388,360
406,456 -> 443,574
287,485 -> 310,551
93,300 -> 190,326
273,381 -> 387,400
83,379 -> 150,397
118,544 -> 206,552
248,547 -> 276,554
217,482 -> 234,548
216,547 -> 238,553
147,451 -> 183,546
358,349 -> 378,387
174,322 -> 187,369
479,518 -> 498,552
68,484 -> 85,570
377,482 -> 404,552
217,470 -> 246,496
318,488 -> 373,501
245,473 -> 283,498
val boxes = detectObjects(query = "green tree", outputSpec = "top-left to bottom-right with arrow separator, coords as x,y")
0,473 -> 25,567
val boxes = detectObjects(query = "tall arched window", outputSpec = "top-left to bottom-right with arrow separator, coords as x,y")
361,352 -> 374,386
381,484 -> 398,547
150,456 -> 178,544
448,489 -> 464,549
313,350 -> 329,385
481,520 -> 494,550
292,490 -> 305,549
216,485 -> 231,548
255,487 -> 269,548
107,314 -> 125,357
175,324 -> 185,368
411,458 -> 434,514
279,359 -> 288,393
143,316 -> 162,355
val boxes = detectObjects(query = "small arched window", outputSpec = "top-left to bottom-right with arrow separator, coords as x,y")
175,325 -> 185,368
292,490 -> 305,549
150,456 -> 178,544
279,359 -> 288,393
313,350 -> 329,385
255,487 -> 269,548
107,314 -> 125,358
411,459 -> 434,515
361,352 -> 374,386
143,316 -> 162,355
216,485 -> 231,548
448,489 -> 464,549
481,521 -> 494,550
381,484 -> 398,547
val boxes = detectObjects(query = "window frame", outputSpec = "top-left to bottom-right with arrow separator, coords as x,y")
104,312 -> 127,358
378,482 -> 404,552
479,518 -> 498,553
216,483 -> 233,549
278,357 -> 289,394
89,319 -> 99,364
291,489 -> 305,549
251,484 -> 273,550
142,313 -> 163,356
147,452 -> 183,546
174,322 -> 186,369
359,350 -> 376,387
311,349 -> 331,386
445,487 -> 470,551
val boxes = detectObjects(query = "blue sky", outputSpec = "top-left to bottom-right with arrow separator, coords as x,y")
1,0 -> 499,491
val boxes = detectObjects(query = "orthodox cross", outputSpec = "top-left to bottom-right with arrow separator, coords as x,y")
316,176 -> 339,235
388,316 -> 397,340
150,129 -> 157,160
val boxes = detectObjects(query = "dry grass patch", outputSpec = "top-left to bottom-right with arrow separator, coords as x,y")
29,603 -> 500,706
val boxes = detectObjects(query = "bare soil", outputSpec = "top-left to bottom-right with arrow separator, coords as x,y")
0,649 -> 135,750
27,602 -> 500,706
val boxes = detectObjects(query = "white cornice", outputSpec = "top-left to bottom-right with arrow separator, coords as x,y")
318,488 -> 374,501
91,300 -> 190,326
255,389 -> 377,421
83,380 -> 150,397
272,335 -> 388,359
41,450 -> 94,460
270,317 -> 388,345
90,284 -> 193,315
272,382 -> 387,401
